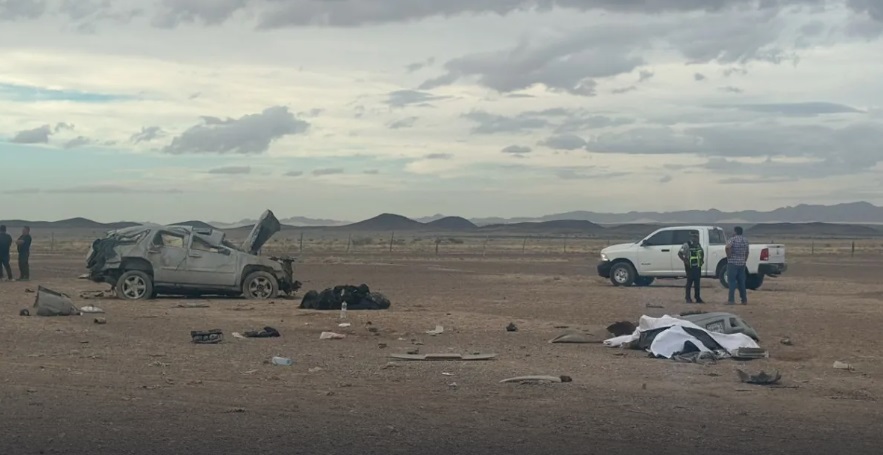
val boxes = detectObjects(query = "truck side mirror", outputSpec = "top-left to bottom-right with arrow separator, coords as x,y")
640,240 -> 648,247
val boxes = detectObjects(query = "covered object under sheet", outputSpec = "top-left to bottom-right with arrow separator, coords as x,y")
603,315 -> 759,359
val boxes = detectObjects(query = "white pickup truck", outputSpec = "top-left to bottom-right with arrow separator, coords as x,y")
596,225 -> 786,290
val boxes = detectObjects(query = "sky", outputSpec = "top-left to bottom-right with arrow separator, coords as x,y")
1,0 -> 882,223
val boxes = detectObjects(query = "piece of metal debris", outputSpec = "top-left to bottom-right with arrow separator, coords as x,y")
80,305 -> 105,314
732,347 -> 769,360
833,361 -> 854,371
19,309 -> 29,316
549,331 -> 600,344
500,375 -> 572,384
191,329 -> 223,344
319,331 -> 346,340
426,325 -> 444,336
93,317 -> 107,325
506,322 -> 518,332
780,337 -> 793,346
736,369 -> 782,385
176,303 -> 210,309
388,353 -> 497,361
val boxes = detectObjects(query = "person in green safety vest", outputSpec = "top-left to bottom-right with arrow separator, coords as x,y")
677,230 -> 705,303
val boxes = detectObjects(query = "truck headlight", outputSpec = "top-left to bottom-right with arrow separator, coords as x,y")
601,253 -> 608,261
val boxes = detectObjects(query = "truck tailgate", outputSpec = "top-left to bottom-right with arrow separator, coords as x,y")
764,244 -> 785,263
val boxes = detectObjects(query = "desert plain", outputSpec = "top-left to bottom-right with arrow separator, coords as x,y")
1,230 -> 882,455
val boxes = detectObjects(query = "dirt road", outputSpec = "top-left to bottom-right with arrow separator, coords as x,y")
1,253 -> 882,454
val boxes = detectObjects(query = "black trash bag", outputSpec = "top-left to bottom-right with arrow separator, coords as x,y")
243,326 -> 281,338
299,284 -> 390,310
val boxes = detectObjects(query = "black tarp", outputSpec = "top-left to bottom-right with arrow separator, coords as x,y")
299,284 -> 390,310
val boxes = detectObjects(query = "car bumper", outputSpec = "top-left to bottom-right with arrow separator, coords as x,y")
597,261 -> 612,278
759,263 -> 787,276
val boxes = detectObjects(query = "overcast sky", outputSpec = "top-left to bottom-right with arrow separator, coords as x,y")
1,0 -> 882,223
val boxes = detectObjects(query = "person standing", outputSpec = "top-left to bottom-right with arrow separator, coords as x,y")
725,226 -> 750,305
16,226 -> 32,281
0,225 -> 13,281
678,230 -> 705,303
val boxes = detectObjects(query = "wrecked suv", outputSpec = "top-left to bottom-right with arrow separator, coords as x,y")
84,210 -> 302,300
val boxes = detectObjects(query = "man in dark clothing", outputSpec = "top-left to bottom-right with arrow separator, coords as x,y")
678,230 -> 705,303
0,225 -> 13,280
16,226 -> 31,281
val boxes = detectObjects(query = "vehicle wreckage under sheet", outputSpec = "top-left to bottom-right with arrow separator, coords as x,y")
84,210 -> 301,300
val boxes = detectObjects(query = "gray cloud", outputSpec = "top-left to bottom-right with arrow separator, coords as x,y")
405,57 -> 435,73
9,125 -> 53,144
208,166 -> 251,175
638,69 -> 654,82
462,110 -> 550,134
54,122 -> 74,132
284,170 -> 304,177
364,169 -> 380,174
388,116 -> 418,129
385,90 -> 449,108
0,0 -> 45,20
63,136 -> 92,149
694,73 -> 707,81
163,106 -> 310,154
464,108 -> 634,135
130,126 -> 165,143
312,168 -> 344,176
18,184 -> 185,194
425,153 -> 453,160
554,168 -> 630,180
539,134 -> 587,150
555,115 -> 635,133
706,102 -> 865,116
719,86 -> 744,93
502,145 -> 532,156
659,175 -> 673,183
612,86 -> 637,94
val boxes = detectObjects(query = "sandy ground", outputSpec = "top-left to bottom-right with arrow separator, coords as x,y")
1,252 -> 882,454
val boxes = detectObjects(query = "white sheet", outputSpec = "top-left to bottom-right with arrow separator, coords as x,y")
603,314 -> 759,358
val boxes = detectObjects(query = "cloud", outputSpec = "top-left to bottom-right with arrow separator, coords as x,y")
638,69 -> 654,82
539,134 -> 587,150
208,166 -> 251,175
501,145 -> 532,156
312,168 -> 344,176
694,73 -> 707,81
54,122 -> 74,132
388,117 -> 418,129
705,102 -> 865,116
611,86 -> 637,94
9,125 -> 53,144
405,57 -> 435,73
385,90 -> 449,107
720,86 -> 744,93
554,168 -> 630,180
11,185 -> 184,195
0,0 -> 45,20
424,153 -> 453,160
659,175 -> 673,183
131,126 -> 165,143
364,169 -> 380,174
63,136 -> 92,149
284,170 -> 304,177
163,106 -> 310,154
462,109 -> 560,134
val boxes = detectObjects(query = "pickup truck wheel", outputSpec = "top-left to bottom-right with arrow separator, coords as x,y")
634,277 -> 655,286
717,261 -> 729,289
116,270 -> 154,301
610,262 -> 636,287
746,274 -> 764,290
243,271 -> 278,300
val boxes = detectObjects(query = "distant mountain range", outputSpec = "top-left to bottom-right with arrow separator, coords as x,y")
3,202 -> 883,238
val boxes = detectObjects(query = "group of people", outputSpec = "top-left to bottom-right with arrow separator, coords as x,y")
0,225 -> 32,281
677,226 -> 750,305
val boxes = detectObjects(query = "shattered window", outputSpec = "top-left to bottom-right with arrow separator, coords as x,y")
158,232 -> 186,248
191,236 -> 222,253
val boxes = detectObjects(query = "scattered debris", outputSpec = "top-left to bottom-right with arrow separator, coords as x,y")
33,286 -> 80,317
80,305 -> 104,314
780,337 -> 793,346
191,329 -> 223,344
271,356 -> 293,366
645,303 -> 665,309
679,312 -> 759,341
606,321 -> 637,337
378,343 -> 388,349
175,303 -> 210,309
19,309 -> 29,316
506,322 -> 518,332
388,353 -> 497,361
338,322 -> 352,328
426,325 -> 444,336
300,284 -> 391,310
80,290 -> 114,299
500,375 -> 573,384
242,326 -> 280,338
833,361 -> 854,371
308,367 -> 322,373
442,372 -> 454,376
225,408 -> 247,413
93,318 -> 107,325
673,351 -> 718,364
732,348 -> 769,360
232,332 -> 246,339
737,369 -> 782,385
319,331 -> 346,340
549,331 -> 600,344
25,288 -> 35,293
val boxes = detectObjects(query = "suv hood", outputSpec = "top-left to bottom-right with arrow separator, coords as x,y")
241,209 -> 282,255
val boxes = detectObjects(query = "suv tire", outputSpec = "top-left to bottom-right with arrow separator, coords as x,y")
242,271 -> 279,300
116,270 -> 154,301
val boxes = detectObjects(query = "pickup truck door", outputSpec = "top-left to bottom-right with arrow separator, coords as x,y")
705,227 -> 728,275
638,230 -> 675,275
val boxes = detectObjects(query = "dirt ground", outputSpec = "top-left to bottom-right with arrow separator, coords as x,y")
2,252 -> 882,454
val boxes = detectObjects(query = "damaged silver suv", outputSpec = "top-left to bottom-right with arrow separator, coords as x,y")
84,210 -> 301,300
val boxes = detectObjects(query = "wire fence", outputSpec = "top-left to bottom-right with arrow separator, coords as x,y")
24,231 -> 883,257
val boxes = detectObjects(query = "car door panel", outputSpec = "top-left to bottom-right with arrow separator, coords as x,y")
183,236 -> 239,288
147,231 -> 189,285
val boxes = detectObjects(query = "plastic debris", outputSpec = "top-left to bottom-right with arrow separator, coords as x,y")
426,325 -> 444,336
500,375 -> 573,384
271,356 -> 293,366
319,331 -> 346,340
736,369 -> 782,385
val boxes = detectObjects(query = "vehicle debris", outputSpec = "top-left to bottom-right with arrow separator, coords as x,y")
679,312 -> 760,341
191,329 -> 223,344
833,361 -> 854,371
672,351 -> 718,364
175,303 -> 210,309
604,315 -> 760,361
506,322 -> 518,332
549,331 -> 600,344
319,331 -> 346,340
299,284 -> 391,310
240,326 -> 280,338
80,290 -> 114,299
338,322 -> 352,328
500,375 -> 573,384
388,353 -> 497,361
84,209 -> 301,301
93,317 -> 107,325
19,309 -> 29,316
426,325 -> 444,336
737,369 -> 782,385
271,356 -> 293,366
79,305 -> 104,314
732,347 -> 769,360
33,286 -> 80,317
780,337 -> 793,346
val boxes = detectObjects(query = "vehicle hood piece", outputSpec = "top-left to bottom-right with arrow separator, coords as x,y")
242,209 -> 282,254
